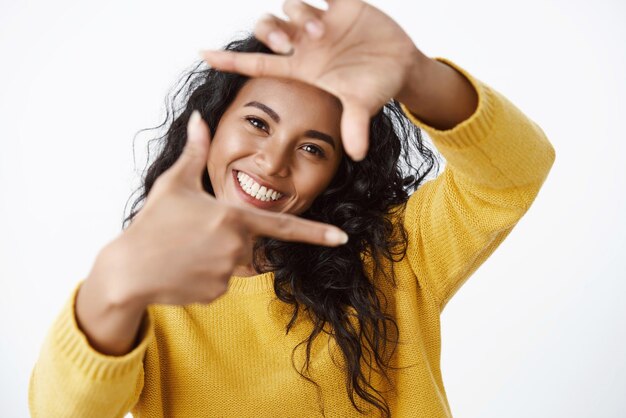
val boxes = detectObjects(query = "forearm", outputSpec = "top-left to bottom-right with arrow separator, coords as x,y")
396,55 -> 479,131
398,55 -> 556,198
76,243 -> 148,356
29,261 -> 152,417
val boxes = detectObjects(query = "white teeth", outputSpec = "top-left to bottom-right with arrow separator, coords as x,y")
256,186 -> 267,200
236,171 -> 283,202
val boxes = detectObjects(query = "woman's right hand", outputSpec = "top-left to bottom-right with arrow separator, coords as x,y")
97,110 -> 349,308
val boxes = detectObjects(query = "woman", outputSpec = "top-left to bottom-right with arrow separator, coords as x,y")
28,0 -> 556,417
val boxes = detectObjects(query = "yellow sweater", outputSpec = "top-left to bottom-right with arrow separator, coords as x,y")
29,57 -> 555,418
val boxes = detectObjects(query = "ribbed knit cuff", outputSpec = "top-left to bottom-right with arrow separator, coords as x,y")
399,57 -> 497,148
49,281 -> 154,381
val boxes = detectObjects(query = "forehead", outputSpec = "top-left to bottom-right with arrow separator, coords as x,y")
233,77 -> 342,122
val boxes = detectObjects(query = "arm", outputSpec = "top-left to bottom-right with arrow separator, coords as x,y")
28,246 -> 155,418
75,242 -> 151,356
396,55 -> 479,131
397,57 -> 556,312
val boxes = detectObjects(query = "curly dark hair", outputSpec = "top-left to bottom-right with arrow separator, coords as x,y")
123,33 -> 440,418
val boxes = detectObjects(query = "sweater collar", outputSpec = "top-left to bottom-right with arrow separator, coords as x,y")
228,271 -> 275,294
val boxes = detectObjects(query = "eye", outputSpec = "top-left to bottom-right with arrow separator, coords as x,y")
302,144 -> 325,158
245,116 -> 269,133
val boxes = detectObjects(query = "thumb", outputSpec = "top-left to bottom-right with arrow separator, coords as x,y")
170,110 -> 211,189
340,101 -> 371,162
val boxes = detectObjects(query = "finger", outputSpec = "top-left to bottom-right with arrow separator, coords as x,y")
340,101 -> 371,161
169,110 -> 211,189
254,14 -> 298,54
200,50 -> 293,79
254,14 -> 297,54
282,0 -> 326,39
238,207 -> 349,247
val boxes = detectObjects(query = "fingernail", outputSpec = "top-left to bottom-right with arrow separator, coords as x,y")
199,50 -> 213,60
325,228 -> 349,245
268,31 -> 292,54
187,110 -> 202,140
199,50 -> 222,67
350,150 -> 366,162
189,110 -> 201,125
305,20 -> 324,39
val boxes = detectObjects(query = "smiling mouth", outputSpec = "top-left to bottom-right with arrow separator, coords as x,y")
233,170 -> 287,203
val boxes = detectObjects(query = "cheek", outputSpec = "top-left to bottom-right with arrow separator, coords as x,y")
214,126 -> 255,154
205,136 -> 228,193
294,167 -> 335,201
208,131 -> 248,170
207,130 -> 257,195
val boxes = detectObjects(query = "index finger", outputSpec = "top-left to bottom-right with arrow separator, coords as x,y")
238,206 -> 349,246
200,50 -> 293,80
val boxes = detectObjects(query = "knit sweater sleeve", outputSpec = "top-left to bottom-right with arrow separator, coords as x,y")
400,57 -> 556,312
28,280 -> 155,418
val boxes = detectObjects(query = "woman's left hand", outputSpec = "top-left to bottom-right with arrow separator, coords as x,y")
200,0 -> 430,161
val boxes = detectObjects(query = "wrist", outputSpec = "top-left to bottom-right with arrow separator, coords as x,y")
77,246 -> 149,356
395,51 -> 434,111
91,239 -> 150,312
395,55 -> 479,131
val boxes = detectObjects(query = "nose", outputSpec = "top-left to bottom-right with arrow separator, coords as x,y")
253,138 -> 291,178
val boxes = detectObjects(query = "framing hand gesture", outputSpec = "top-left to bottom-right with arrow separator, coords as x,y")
201,0 -> 428,161
86,111 -> 349,311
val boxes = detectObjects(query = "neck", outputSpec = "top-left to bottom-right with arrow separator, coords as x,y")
233,264 -> 260,277
233,238 -> 269,277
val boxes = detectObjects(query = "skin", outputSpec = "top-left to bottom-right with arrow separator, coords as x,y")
202,0 -> 478,159
207,77 -> 344,276
74,0 -> 479,357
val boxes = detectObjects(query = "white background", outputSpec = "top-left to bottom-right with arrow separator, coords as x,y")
1,0 -> 624,417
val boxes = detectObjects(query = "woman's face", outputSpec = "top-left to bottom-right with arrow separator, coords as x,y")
207,77 -> 344,215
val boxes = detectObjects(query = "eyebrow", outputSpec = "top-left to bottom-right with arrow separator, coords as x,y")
244,101 -> 337,150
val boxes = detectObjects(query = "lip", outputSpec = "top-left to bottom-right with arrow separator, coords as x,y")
232,170 -> 287,209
